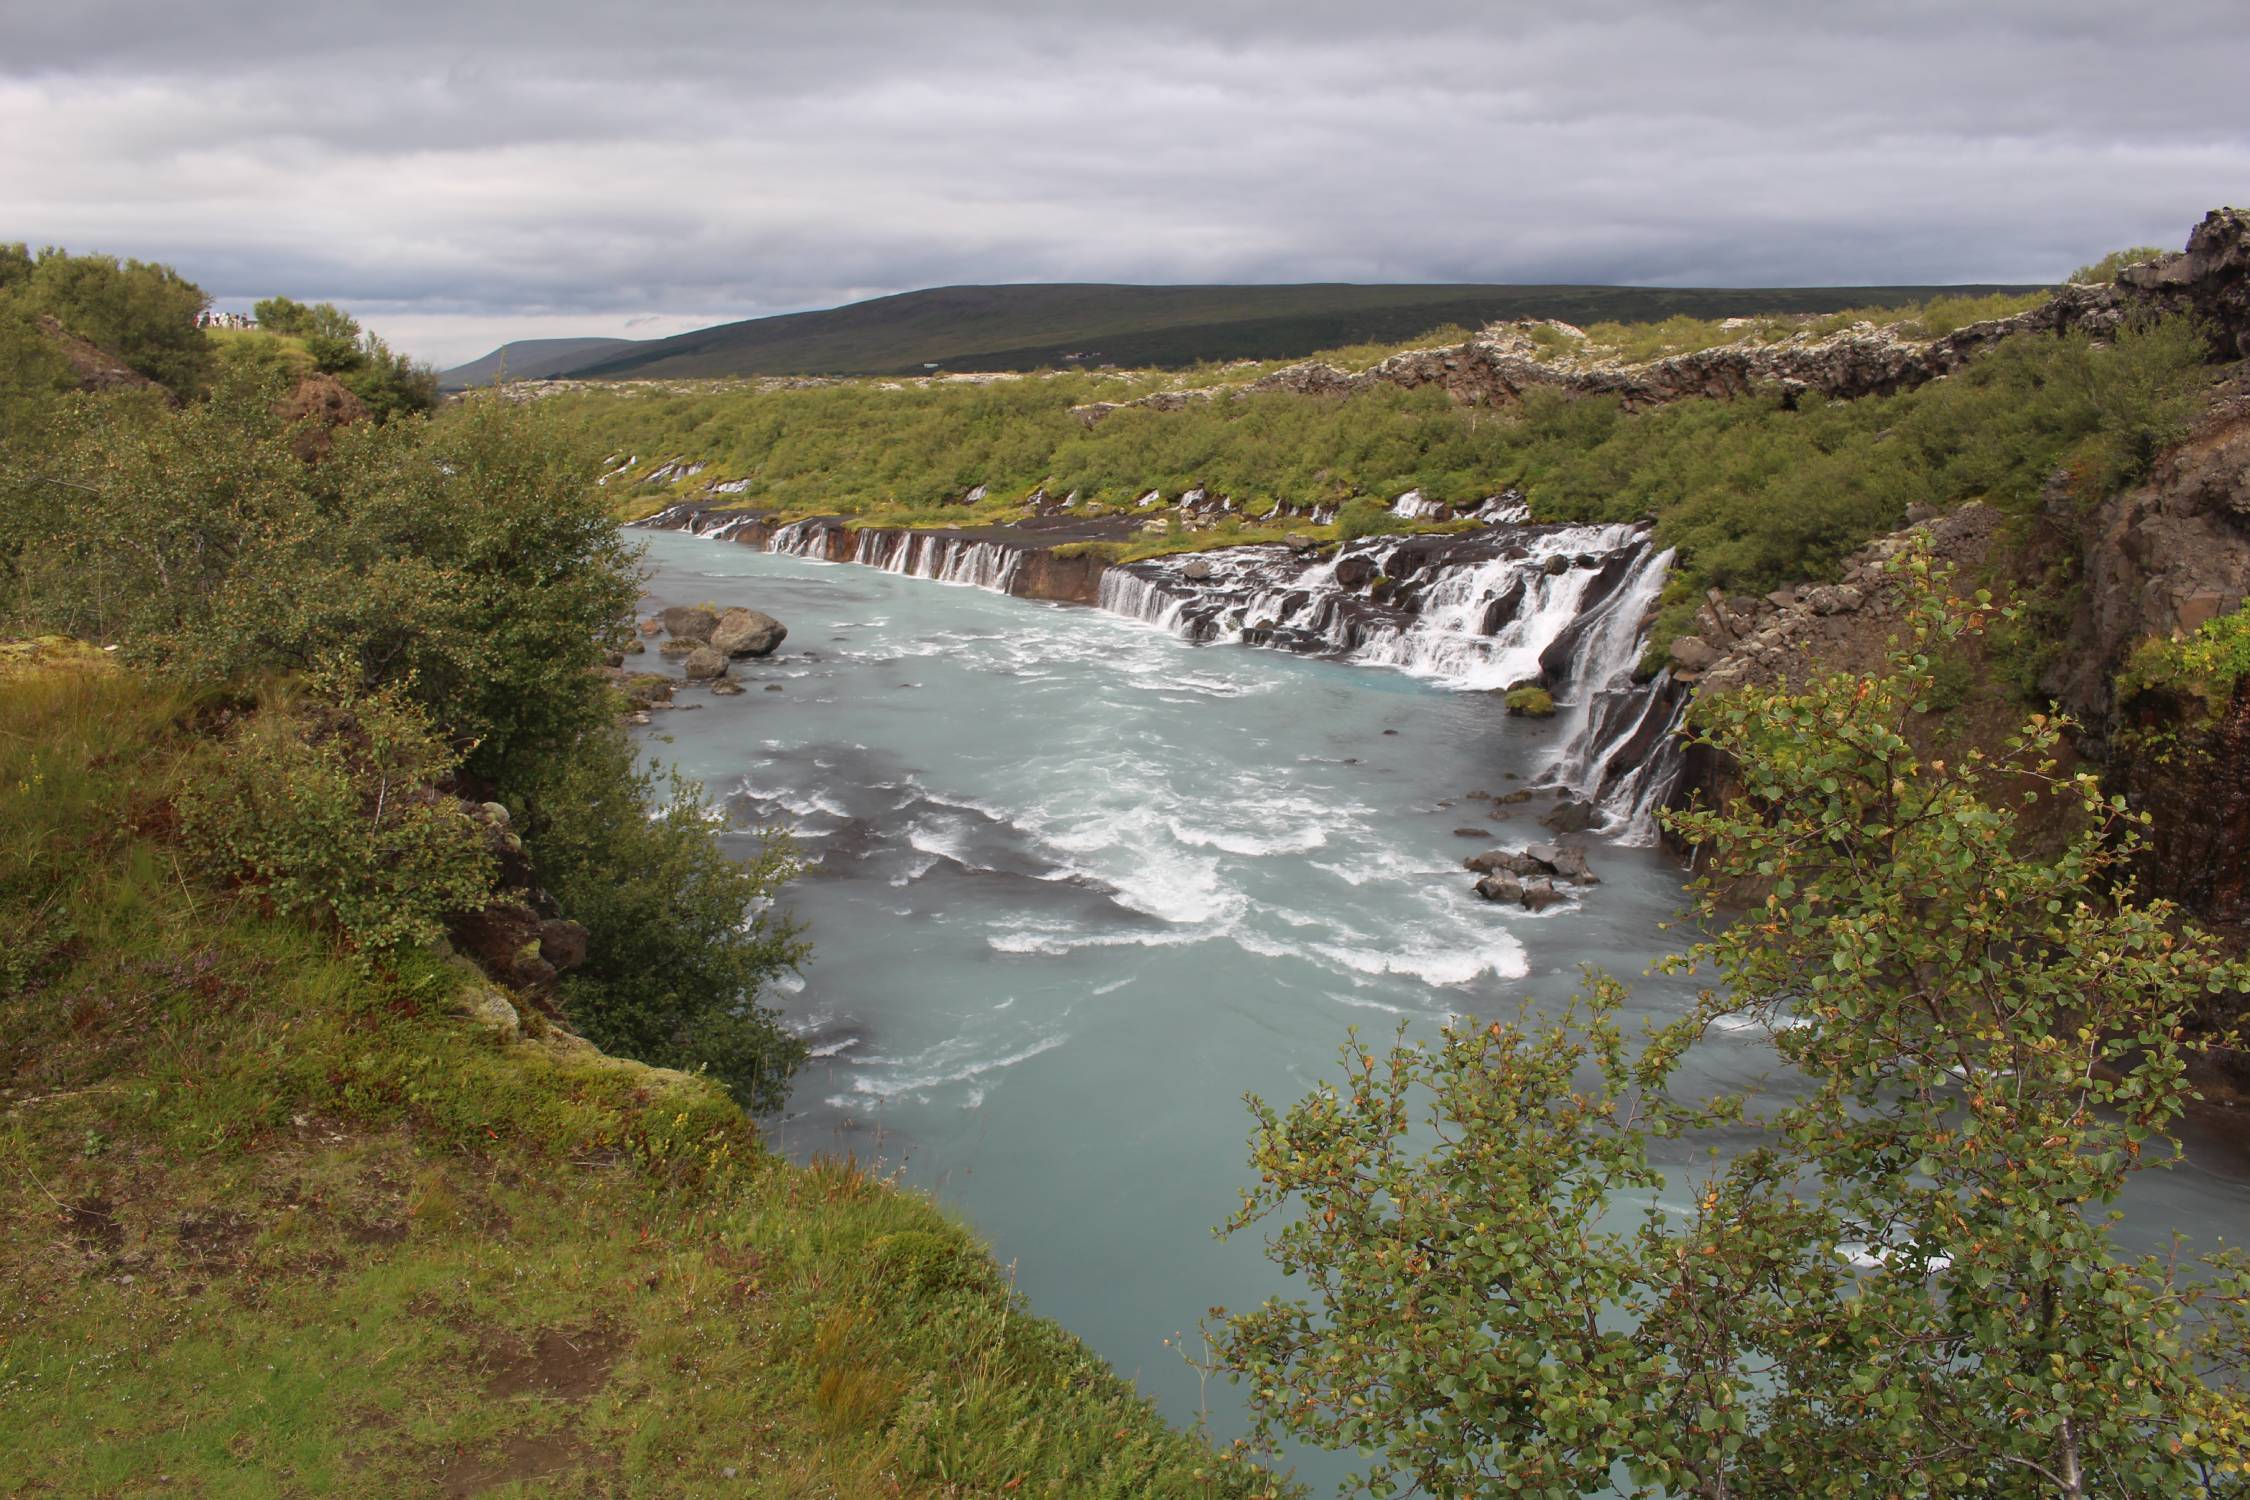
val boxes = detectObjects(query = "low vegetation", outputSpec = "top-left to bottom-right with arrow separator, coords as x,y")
560,307 -> 2213,653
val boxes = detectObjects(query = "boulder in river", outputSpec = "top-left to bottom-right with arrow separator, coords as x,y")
711,606 -> 788,658
682,646 -> 728,680
1546,845 -> 1599,884
1465,848 -> 1547,878
1541,798 -> 1602,833
661,605 -> 719,641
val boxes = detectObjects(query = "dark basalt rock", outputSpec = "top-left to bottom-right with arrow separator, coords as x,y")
1541,798 -> 1602,833
1520,880 -> 1566,912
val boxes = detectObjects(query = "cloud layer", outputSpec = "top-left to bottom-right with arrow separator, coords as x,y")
5,0 -> 2245,364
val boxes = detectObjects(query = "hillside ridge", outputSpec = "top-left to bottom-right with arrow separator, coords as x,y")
443,278 -> 2046,385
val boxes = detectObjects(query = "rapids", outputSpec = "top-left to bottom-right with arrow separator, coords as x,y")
630,526 -> 2250,1494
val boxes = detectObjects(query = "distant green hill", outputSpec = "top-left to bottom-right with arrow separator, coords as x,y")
466,281 -> 2046,382
438,335 -> 633,389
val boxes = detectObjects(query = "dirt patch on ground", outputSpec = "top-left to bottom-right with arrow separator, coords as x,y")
480,1319 -> 628,1400
175,1210 -> 253,1263
344,1216 -> 409,1246
65,1194 -> 122,1255
435,1431 -> 609,1498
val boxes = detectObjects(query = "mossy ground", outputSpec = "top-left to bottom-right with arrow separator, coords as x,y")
0,665 -> 1288,1498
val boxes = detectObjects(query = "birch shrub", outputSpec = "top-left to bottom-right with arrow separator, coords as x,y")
178,674 -> 493,963
1211,552 -> 2250,1498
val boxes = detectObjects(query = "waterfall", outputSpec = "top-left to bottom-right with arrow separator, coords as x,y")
1540,546 -> 1685,844
849,528 -> 1025,591
641,504 -> 1686,835
1099,521 -> 1684,838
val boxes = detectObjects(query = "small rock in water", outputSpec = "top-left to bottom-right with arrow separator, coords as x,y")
1520,879 -> 1565,911
1452,826 -> 1489,838
710,679 -> 746,696
1381,728 -> 1399,736
764,683 -> 784,692
1474,872 -> 1525,904
1547,845 -> 1599,884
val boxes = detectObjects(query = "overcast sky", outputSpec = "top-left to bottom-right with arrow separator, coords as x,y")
4,0 -> 2244,366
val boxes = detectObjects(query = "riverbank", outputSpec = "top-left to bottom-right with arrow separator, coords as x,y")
0,655 -> 1292,1498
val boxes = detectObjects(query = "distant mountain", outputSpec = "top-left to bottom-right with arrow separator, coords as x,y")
437,336 -> 635,390
450,281 -> 2050,385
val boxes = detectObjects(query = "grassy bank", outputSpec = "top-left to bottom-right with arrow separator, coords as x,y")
0,656 -> 1288,1498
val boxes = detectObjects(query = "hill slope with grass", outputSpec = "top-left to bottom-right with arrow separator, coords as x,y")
450,279 -> 2044,383
0,649 -> 1287,1498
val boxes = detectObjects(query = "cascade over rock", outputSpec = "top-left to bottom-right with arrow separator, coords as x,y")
640,500 -> 1686,839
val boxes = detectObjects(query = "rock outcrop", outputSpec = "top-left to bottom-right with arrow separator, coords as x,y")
446,801 -> 591,993
2118,207 -> 2250,361
2046,390 -> 2250,743
34,314 -> 166,398
1675,504 -> 2001,697
275,372 -> 369,462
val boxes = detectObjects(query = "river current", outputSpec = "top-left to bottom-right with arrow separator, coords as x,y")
630,526 -> 2250,1493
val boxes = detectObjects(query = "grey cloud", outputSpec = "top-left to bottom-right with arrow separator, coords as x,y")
3,0 -> 2245,365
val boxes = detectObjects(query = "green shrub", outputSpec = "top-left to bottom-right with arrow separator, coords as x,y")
2070,246 -> 2171,285
1,243 -> 213,394
2115,601 -> 2250,730
178,675 -> 493,962
866,1229 -> 995,1299
1503,684 -> 1556,716
1,367 -> 804,1109
1333,497 -> 1396,542
1215,563 -> 2250,1496
522,726 -> 808,1113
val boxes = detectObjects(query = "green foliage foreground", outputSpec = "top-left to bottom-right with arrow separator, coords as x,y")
1211,556 -> 2250,1498
0,369 -> 805,1108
